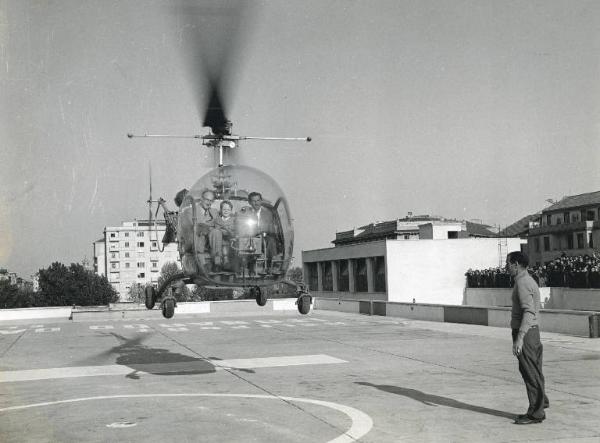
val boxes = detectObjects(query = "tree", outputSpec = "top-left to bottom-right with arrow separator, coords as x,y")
286,266 -> 303,284
37,262 -> 118,306
128,283 -> 145,304
158,261 -> 191,302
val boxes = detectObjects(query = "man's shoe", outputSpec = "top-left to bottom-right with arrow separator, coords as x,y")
514,415 -> 544,425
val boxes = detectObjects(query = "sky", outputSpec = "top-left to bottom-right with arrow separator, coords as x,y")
1,0 -> 599,278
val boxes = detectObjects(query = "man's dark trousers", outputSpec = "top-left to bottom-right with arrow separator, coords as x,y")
512,326 -> 548,419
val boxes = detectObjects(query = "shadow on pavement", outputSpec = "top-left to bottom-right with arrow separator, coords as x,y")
356,382 -> 517,420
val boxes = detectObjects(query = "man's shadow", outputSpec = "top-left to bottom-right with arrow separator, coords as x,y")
356,382 -> 516,420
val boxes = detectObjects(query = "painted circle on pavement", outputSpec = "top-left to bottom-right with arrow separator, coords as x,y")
0,393 -> 373,443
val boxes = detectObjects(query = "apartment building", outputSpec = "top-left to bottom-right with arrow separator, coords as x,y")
527,191 -> 600,264
94,220 -> 180,299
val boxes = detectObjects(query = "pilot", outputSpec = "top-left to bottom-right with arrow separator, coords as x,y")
160,188 -> 188,244
243,192 -> 277,271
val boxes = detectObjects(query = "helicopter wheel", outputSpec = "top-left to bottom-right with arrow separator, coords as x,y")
297,294 -> 311,315
144,286 -> 156,310
162,297 -> 175,319
254,286 -> 267,307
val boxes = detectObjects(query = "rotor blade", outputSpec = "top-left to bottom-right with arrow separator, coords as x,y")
170,0 -> 255,130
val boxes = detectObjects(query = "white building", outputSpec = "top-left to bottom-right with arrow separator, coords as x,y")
303,216 -> 523,305
93,220 -> 180,299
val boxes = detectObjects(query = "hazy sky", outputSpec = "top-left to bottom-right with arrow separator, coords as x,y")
1,0 -> 599,278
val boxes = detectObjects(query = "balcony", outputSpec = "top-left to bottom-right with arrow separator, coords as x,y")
529,220 -> 597,236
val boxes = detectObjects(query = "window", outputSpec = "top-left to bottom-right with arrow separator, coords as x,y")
534,238 -> 540,253
124,252 -> 130,258
124,232 -> 129,237
137,273 -> 145,278
152,261 -> 158,268
125,263 -> 130,268
322,262 -> 333,291
546,215 -> 551,226
110,252 -> 117,259
111,262 -> 119,269
307,263 -> 318,291
374,256 -> 386,292
587,210 -> 596,221
447,231 -> 458,239
564,212 -> 570,224
151,241 -> 158,249
589,233 -> 594,248
110,233 -> 116,238
137,262 -> 145,268
403,234 -> 410,240
137,232 -> 144,237
577,233 -> 584,249
355,258 -> 368,292
337,260 -> 349,292
567,234 -> 574,250
543,237 -> 550,251
124,242 -> 130,248
137,242 -> 145,248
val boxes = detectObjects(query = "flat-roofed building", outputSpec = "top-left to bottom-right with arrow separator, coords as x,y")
303,215 -> 522,305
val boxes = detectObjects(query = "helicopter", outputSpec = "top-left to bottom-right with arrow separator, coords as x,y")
126,2 -> 313,319
127,121 -> 312,319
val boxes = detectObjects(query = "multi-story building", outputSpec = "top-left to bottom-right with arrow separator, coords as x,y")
527,191 -> 600,265
93,220 -> 180,299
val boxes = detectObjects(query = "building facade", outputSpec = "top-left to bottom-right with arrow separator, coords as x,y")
527,191 -> 600,265
303,216 -> 521,305
93,220 -> 180,299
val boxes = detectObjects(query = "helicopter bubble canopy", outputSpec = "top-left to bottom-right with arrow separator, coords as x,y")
177,164 -> 294,286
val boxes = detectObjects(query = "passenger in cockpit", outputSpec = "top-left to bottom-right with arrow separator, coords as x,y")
210,200 -> 236,270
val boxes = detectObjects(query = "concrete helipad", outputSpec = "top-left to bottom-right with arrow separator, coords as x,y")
1,308 -> 599,442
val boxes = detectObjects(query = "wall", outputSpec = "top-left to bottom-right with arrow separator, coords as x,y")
464,287 -> 600,311
385,238 -> 522,305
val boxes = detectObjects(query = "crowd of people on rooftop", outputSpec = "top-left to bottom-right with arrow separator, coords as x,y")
466,253 -> 600,288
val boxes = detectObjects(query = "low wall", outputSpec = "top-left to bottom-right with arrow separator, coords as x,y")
0,307 -> 72,321
313,298 -> 600,338
464,287 -> 600,311
1,299 -> 301,322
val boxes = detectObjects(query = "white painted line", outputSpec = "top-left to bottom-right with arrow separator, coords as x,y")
89,325 -> 114,330
212,354 -> 347,370
0,354 -> 347,383
220,321 -> 249,325
166,327 -> 189,332
34,328 -> 60,333
0,329 -> 26,335
0,393 -> 373,443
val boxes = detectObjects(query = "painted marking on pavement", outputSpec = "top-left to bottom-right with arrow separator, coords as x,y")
0,393 -> 372,443
0,354 -> 347,383
0,329 -> 26,335
34,328 -> 60,333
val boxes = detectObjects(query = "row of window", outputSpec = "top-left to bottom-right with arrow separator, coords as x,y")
110,261 -> 160,270
306,257 -> 386,293
109,272 -> 154,283
108,231 -> 147,239
543,208 -> 598,227
534,232 -> 592,252
109,241 -> 158,249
